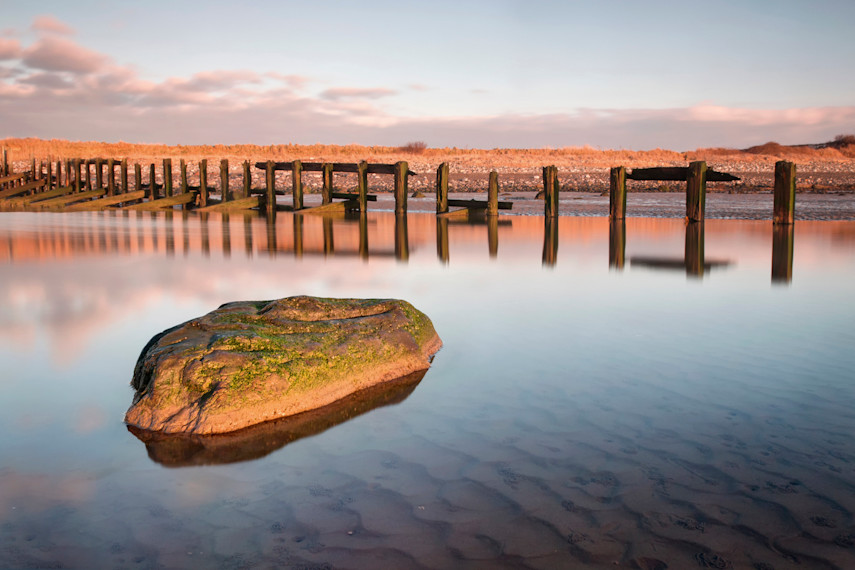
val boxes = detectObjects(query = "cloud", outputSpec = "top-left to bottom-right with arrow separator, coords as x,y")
0,38 -> 21,60
319,87 -> 397,101
22,36 -> 107,74
31,15 -> 75,35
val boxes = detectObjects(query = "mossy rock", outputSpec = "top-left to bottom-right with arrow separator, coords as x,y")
125,296 -> 442,435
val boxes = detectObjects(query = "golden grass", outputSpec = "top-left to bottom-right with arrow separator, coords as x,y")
3,137 -> 854,167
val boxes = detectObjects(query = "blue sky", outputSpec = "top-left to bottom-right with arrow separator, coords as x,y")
1,0 -> 854,149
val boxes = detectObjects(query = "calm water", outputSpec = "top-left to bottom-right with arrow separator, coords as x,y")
1,208 -> 854,569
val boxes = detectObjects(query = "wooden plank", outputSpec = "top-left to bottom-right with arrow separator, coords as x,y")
0,178 -> 47,199
0,173 -> 26,186
64,190 -> 146,211
436,162 -> 449,214
331,191 -> 377,202
686,161 -> 707,222
627,166 -> 739,182
437,207 -> 470,219
197,196 -> 262,212
34,189 -> 106,209
10,185 -> 72,206
773,160 -> 796,225
609,166 -> 626,220
299,199 -> 359,215
123,191 -> 197,211
447,198 -> 512,210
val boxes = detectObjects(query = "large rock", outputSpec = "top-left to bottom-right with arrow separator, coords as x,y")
125,296 -> 442,435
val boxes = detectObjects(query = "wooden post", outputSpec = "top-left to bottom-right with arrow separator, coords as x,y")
199,159 -> 208,208
487,171 -> 499,216
772,223 -> 794,284
74,159 -> 82,194
773,160 -> 796,225
609,166 -> 627,219
357,160 -> 368,213
84,160 -> 92,190
30,158 -> 36,181
265,160 -> 276,216
394,161 -> 408,215
220,159 -> 229,201
686,160 -> 707,222
163,158 -> 173,197
609,219 -> 626,269
292,159 -> 303,210
66,159 -> 73,191
106,158 -> 116,195
46,160 -> 53,190
321,163 -> 334,205
242,161 -> 251,199
148,163 -> 157,200
436,162 -> 449,214
94,159 -> 103,189
1,148 -> 7,176
180,159 -> 188,194
55,160 -> 62,188
121,159 -> 128,193
134,163 -> 142,194
543,165 -> 559,217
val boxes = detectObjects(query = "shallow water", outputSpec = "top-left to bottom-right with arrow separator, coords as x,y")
1,209 -> 854,569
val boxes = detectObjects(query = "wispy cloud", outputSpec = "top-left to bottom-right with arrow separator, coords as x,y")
0,38 -> 21,60
31,15 -> 75,35
22,36 -> 108,74
319,87 -> 397,101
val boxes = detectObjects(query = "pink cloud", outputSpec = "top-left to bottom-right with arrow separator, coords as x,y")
31,15 -> 75,36
22,36 -> 107,74
319,87 -> 397,100
0,38 -> 21,60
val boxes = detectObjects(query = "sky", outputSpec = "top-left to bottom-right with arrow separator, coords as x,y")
1,0 -> 854,150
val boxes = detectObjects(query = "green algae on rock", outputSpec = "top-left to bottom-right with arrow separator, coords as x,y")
124,296 -> 442,435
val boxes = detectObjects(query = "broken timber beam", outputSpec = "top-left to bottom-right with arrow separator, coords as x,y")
627,167 -> 739,182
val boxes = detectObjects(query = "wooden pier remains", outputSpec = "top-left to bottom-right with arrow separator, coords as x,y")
435,162 -> 513,217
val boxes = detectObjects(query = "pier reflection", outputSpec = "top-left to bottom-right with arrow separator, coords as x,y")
630,222 -> 731,279
609,219 -> 625,270
772,224 -> 794,284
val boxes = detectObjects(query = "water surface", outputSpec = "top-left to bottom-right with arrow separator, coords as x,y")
1,210 -> 854,569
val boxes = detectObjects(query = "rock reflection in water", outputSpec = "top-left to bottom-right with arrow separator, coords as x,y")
127,369 -> 426,467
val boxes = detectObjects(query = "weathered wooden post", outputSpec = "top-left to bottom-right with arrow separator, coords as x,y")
148,163 -> 157,199
357,160 -> 369,213
436,162 -> 449,214
394,161 -> 408,215
265,160 -> 276,216
179,159 -> 188,194
1,148 -> 7,176
199,159 -> 208,208
395,212 -> 409,261
220,159 -> 229,202
609,166 -> 627,219
242,161 -> 251,199
94,158 -> 103,190
66,159 -> 73,191
55,160 -> 62,188
163,158 -> 173,197
322,163 -> 334,205
609,218 -> 626,269
121,159 -> 128,193
134,163 -> 142,194
46,160 -> 53,190
686,160 -> 707,222
773,160 -> 796,225
543,165 -> 559,217
487,171 -> 500,217
685,220 -> 704,277
30,158 -> 36,181
73,159 -> 82,193
772,223 -> 794,284
84,160 -> 92,190
107,158 -> 116,195
292,159 -> 303,210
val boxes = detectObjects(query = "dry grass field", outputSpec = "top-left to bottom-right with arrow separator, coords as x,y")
3,137 -> 855,193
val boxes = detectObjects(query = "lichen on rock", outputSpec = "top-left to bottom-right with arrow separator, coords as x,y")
125,296 -> 442,435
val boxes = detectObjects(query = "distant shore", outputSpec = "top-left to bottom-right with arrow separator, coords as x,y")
3,137 -> 854,194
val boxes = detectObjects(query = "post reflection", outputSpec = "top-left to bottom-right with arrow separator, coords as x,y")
772,224 -> 794,284
609,219 -> 626,270
395,214 -> 409,262
436,217 -> 449,264
685,221 -> 704,278
542,216 -> 558,266
488,216 -> 498,258
630,221 -> 730,279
